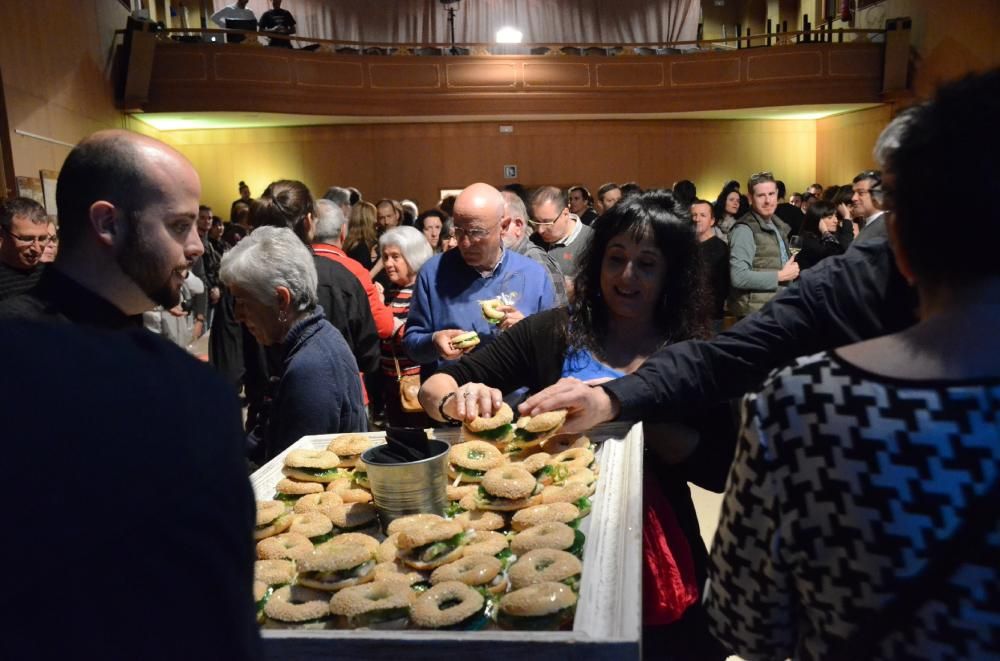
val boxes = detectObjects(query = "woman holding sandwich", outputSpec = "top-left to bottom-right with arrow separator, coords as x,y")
419,190 -> 737,659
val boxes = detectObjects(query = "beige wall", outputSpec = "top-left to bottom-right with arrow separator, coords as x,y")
815,104 -> 891,189
141,117 -> 817,218
1,0 -> 128,180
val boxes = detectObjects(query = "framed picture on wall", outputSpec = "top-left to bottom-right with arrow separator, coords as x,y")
439,188 -> 463,202
15,176 -> 45,208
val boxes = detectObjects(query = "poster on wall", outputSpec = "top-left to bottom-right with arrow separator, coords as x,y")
40,170 -> 58,217
15,176 -> 45,208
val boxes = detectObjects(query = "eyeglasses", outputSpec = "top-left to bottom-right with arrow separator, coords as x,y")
2,226 -> 52,246
452,224 -> 496,241
527,207 -> 566,227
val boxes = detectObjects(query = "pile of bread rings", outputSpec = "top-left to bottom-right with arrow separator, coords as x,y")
253,408 -> 599,632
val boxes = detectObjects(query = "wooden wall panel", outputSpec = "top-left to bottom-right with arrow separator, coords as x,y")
295,60 -> 364,88
1,0 -> 128,182
152,117 -> 818,223
523,63 -> 591,88
815,105 -> 891,188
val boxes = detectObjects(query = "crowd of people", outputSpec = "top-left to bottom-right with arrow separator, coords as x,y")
0,69 -> 996,660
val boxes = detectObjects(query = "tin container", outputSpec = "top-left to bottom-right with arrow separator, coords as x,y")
360,439 -> 450,532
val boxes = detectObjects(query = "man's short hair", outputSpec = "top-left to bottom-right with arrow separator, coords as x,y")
747,171 -> 776,194
55,133 -> 158,248
568,185 -> 592,204
198,204 -> 212,214
529,185 -> 567,213
691,198 -> 714,217
597,182 -> 620,199
313,198 -> 348,242
1,197 -> 47,231
776,180 -> 787,199
502,191 -> 528,222
853,169 -> 884,205
322,186 -> 351,207
620,182 -> 643,198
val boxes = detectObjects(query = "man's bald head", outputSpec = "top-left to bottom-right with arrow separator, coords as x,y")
454,183 -> 505,223
55,130 -> 196,250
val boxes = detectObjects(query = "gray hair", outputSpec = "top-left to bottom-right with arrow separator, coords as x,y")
502,191 -> 528,222
874,105 -> 922,171
322,186 -> 351,207
313,198 -> 347,243
219,226 -> 318,312
378,226 -> 433,274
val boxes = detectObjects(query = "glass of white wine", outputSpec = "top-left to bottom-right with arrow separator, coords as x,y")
788,236 -> 803,258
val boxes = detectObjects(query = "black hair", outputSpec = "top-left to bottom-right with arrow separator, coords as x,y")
55,133 -> 156,248
568,185 -> 592,205
890,69 -> 1000,281
567,189 -> 708,357
714,182 -> 749,219
1,197 -> 47,231
251,180 -> 315,244
776,180 -> 787,199
619,182 -> 643,199
672,180 -> 696,206
802,200 -> 835,236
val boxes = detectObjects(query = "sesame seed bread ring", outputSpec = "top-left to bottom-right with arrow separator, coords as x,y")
430,555 -> 502,589
285,449 -> 340,469
275,478 -> 325,496
540,434 -> 592,454
549,448 -> 595,471
372,561 -> 425,587
289,512 -> 334,539
253,580 -> 269,604
256,500 -> 288,526
254,559 -> 296,586
481,466 -> 536,500
325,478 -> 373,503
511,502 -> 580,531
454,509 -> 505,531
518,409 -> 567,434
509,549 -> 582,590
293,491 -> 344,514
499,581 -> 577,618
511,521 -> 575,555
321,532 -> 381,555
462,531 -> 509,558
563,466 -> 597,486
397,520 -> 463,550
448,484 -> 478,501
376,533 -> 401,563
463,491 -> 539,513
264,585 -> 331,623
411,581 -> 485,629
458,492 -> 479,512
254,515 -> 292,541
326,434 -> 373,467
329,580 -> 413,618
464,402 -> 514,433
540,483 -> 591,505
257,532 -> 314,560
323,502 -> 378,531
298,543 -> 372,573
512,452 -> 551,476
386,513 -> 445,536
448,441 -> 505,482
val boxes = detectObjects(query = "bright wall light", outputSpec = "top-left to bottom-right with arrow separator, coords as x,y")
495,26 -> 523,44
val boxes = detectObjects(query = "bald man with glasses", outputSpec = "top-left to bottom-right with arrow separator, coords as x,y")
0,197 -> 49,302
404,182 -> 556,379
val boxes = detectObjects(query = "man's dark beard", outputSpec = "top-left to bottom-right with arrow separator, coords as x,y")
116,219 -> 183,309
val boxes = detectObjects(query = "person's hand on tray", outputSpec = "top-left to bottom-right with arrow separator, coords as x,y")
445,382 -> 504,423
518,377 -> 621,434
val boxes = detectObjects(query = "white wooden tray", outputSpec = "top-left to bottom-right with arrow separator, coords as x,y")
250,422 -> 643,660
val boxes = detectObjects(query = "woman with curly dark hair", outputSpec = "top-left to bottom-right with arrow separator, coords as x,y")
419,190 -> 736,660
713,182 -> 749,240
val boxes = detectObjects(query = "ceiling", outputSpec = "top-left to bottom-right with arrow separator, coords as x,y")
132,103 -> 884,131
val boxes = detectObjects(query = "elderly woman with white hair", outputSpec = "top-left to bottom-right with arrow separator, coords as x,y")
220,226 -> 366,461
378,225 -> 434,426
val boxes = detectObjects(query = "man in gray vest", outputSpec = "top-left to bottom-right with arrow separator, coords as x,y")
727,171 -> 799,318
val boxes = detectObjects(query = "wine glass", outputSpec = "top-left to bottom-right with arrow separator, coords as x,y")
788,236 -> 802,259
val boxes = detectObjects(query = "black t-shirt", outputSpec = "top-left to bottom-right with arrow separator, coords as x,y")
775,202 -> 805,236
259,8 -> 295,47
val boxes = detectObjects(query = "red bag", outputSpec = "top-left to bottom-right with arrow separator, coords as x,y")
642,473 -> 700,626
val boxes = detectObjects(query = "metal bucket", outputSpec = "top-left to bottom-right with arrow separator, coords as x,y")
361,439 -> 450,533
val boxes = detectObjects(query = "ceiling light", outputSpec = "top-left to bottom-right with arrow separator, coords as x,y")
495,27 -> 523,44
